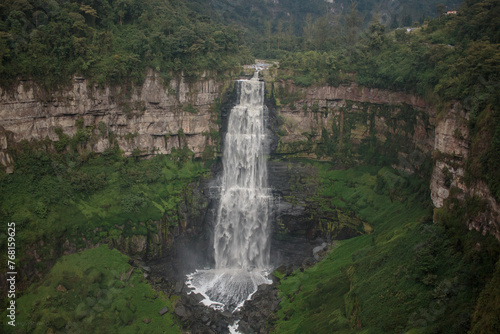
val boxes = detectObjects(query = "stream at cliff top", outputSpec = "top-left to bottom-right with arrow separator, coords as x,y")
186,72 -> 272,312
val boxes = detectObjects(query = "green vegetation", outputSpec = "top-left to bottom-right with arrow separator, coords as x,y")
0,142 -> 206,239
0,137 -> 208,297
0,1 -> 499,333
219,0 -> 459,59
278,1 -> 499,96
272,161 -> 368,240
273,165 -> 500,333
1,245 -> 181,334
0,0 -> 253,89
0,0 -> 464,89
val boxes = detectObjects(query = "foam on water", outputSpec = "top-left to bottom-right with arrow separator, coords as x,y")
186,269 -> 271,311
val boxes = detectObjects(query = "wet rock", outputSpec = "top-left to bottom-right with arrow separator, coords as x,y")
221,310 -> 233,318
174,281 -> 185,293
235,282 -> 281,333
216,320 -> 230,333
238,321 -> 251,333
188,292 -> 205,303
174,304 -> 191,320
171,292 -> 232,333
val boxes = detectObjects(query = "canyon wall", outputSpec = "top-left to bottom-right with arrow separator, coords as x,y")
269,78 -> 435,175
1,71 -> 498,241
429,102 -> 500,240
0,70 -> 230,173
266,75 -> 500,241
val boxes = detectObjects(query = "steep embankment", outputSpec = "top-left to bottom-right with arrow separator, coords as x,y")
270,164 -> 500,333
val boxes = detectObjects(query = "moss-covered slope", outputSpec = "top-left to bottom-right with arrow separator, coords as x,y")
1,245 -> 180,334
273,165 -> 500,333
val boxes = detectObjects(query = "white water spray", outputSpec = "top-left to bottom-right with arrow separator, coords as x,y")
187,72 -> 272,311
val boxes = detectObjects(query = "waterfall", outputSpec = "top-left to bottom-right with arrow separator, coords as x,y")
214,72 -> 270,269
186,72 -> 272,311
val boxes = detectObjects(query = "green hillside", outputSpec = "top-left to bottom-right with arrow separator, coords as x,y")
273,164 -> 500,333
2,245 -> 180,334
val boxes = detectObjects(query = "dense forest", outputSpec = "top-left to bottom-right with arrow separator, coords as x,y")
0,0 -> 253,88
1,0 -> 500,333
0,0 -> 463,88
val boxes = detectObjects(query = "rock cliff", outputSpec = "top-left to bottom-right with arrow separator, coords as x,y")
0,70 -> 230,173
430,102 -> 500,241
269,78 -> 435,176
267,77 -> 500,241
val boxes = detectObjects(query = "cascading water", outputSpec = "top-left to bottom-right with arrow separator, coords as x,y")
187,72 -> 272,311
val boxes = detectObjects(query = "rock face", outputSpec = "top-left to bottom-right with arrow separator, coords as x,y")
0,70 -> 230,172
430,102 -> 500,241
270,79 -> 435,176
267,77 -> 500,242
430,103 -> 469,208
235,283 -> 281,333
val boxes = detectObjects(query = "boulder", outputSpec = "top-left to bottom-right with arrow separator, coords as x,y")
158,307 -> 169,316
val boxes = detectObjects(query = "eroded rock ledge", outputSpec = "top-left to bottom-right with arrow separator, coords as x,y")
0,70 -> 230,172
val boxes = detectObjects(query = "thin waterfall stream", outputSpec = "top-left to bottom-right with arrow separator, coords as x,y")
186,72 -> 272,312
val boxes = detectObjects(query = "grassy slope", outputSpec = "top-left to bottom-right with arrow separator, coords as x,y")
0,151 -> 207,255
1,245 -> 180,334
273,164 -> 499,333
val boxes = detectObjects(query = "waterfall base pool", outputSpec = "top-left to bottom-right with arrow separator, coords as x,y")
186,268 -> 271,312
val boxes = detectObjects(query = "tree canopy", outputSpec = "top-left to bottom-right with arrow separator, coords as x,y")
0,0 -> 253,89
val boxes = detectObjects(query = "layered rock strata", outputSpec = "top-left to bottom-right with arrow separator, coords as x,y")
430,103 -> 500,241
270,80 -> 435,175
0,70 -> 227,172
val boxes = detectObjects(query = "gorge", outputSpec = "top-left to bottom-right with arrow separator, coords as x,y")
2,65 -> 499,333
1,1 -> 499,332
2,69 -> 497,246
